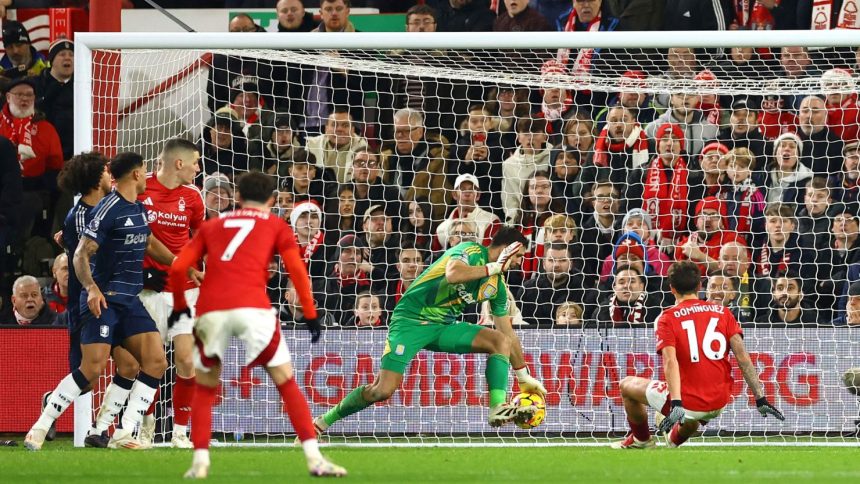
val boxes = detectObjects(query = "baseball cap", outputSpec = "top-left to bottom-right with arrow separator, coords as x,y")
2,21 -> 30,46
289,200 -> 322,228
363,204 -> 385,225
454,173 -> 480,190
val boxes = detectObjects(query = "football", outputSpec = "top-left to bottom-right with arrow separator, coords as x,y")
511,392 -> 546,430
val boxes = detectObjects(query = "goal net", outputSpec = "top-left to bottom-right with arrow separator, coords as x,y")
77,31 -> 860,446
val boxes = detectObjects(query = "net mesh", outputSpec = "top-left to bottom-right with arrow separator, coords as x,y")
87,40 -> 860,444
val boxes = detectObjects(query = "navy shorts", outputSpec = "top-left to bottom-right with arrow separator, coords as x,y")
80,295 -> 157,346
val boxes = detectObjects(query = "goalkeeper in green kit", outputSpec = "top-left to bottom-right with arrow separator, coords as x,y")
314,227 -> 547,432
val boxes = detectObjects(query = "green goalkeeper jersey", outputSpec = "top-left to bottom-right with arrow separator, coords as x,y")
391,242 -> 509,325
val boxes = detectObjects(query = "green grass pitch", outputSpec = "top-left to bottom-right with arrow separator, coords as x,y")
3,438 -> 859,483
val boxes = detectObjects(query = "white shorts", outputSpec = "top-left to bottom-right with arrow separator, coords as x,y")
139,288 -> 199,344
193,307 -> 290,371
645,380 -> 724,423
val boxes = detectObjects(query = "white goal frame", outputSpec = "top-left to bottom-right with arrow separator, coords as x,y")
72,29 -> 860,447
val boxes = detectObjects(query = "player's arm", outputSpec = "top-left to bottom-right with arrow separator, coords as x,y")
729,334 -> 785,420
146,234 -> 177,266
445,242 -> 523,284
169,233 -> 206,313
74,236 -> 107,317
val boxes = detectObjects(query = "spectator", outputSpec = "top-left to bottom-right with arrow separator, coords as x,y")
720,147 -> 766,240
580,178 -> 620,278
562,114 -> 595,163
813,203 -> 860,321
675,197 -> 746,275
759,90 -> 798,141
276,0 -> 316,32
694,69 -> 722,126
324,183 -> 358,247
405,4 -> 438,32
717,241 -> 756,324
43,253 -> 69,315
756,273 -> 819,327
517,242 -> 587,327
279,278 -> 337,327
281,149 -> 334,207
381,108 -> 451,221
0,78 -> 63,242
487,84 -> 530,150
495,0 -> 553,31
594,70 -> 659,128
0,136 -> 21,295
449,104 -> 506,214
592,265 -> 661,328
593,105 -> 649,208
662,0 -> 731,30
348,147 -> 402,223
689,142 -> 727,200
443,219 -> 480,251
535,62 -> 575,141
705,271 -> 739,310
550,145 -> 588,223
797,95 -> 844,176
820,68 -> 860,143
34,39 -> 74,161
226,78 -> 273,163
290,201 -> 328,279
502,117 -> 552,222
384,245 -> 426,312
798,177 -> 835,253
315,0 -> 357,32
554,301 -> 584,327
262,115 -> 301,176
0,275 -> 58,326
0,21 -> 48,80
654,47 -> 698,110
533,213 -> 578,260
831,141 -> 860,205
274,189 -> 295,224
435,174 -> 501,251
202,173 -> 234,220
556,0 -> 620,79
305,108 -> 368,185
751,202 -> 812,312
646,92 -> 719,157
432,0 -> 496,32
765,132 -> 813,206
834,281 -> 860,326
512,171 -> 565,281
344,291 -> 385,328
599,208 -> 672,280
400,197 -> 437,253
641,123 -> 692,245
359,204 -> 401,285
198,107 -> 250,179
314,234 -> 372,325
718,98 -> 768,163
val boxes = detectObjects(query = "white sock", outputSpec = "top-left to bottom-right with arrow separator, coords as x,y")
121,377 -> 158,431
174,424 -> 187,437
193,449 -> 210,466
302,439 -> 322,461
35,373 -> 86,431
93,381 -> 132,433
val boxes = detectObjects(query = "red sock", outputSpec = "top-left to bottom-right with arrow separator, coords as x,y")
173,375 -> 196,426
628,417 -> 651,442
190,383 -> 217,450
145,387 -> 160,416
669,423 -> 689,446
277,378 -> 316,442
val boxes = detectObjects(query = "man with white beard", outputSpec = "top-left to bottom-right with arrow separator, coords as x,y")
0,77 -> 63,243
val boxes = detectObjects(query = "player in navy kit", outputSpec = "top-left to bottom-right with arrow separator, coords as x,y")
26,152 -> 176,451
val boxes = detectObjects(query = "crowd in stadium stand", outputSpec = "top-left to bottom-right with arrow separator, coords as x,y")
3,0 -> 860,330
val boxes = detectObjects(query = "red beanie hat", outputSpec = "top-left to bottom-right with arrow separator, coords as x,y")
700,141 -> 729,157
655,122 -> 686,153
696,196 -> 726,217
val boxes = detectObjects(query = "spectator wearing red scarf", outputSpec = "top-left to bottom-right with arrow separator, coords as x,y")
821,68 -> 860,142
290,201 -> 327,279
675,197 -> 747,275
313,234 -> 372,326
642,122 -> 690,246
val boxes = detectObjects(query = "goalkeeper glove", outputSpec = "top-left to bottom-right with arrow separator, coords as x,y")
167,308 -> 192,329
755,397 -> 785,421
658,400 -> 686,434
514,366 -> 547,396
143,267 -> 167,292
301,316 -> 322,343
486,242 -> 523,276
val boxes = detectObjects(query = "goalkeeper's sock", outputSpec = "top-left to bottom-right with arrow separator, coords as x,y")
485,353 -> 511,408
322,385 -> 371,427
277,378 -> 317,442
173,375 -> 196,431
668,423 -> 690,447
121,372 -> 159,431
628,417 -> 651,442
92,375 -> 134,434
35,369 -> 89,431
191,383 -> 218,450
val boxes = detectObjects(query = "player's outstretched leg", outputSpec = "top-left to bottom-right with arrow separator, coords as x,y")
26,369 -> 92,450
611,377 -> 657,449
317,369 -> 402,436
269,363 -> 346,478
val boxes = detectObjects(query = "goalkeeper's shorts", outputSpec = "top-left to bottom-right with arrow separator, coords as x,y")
380,319 -> 483,374
645,380 -> 724,424
139,288 -> 199,344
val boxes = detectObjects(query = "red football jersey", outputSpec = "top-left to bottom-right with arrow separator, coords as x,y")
655,299 -> 743,411
139,173 -> 205,291
170,208 -> 317,318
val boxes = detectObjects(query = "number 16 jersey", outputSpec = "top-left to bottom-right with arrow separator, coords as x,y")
655,299 -> 743,411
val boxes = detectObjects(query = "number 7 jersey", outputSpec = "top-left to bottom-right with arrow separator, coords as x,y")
655,299 -> 743,411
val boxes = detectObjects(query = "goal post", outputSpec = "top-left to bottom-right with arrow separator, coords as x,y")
73,30 -> 860,446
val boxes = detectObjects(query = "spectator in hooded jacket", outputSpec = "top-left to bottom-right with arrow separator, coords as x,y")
820,68 -> 860,143
765,132 -> 813,206
34,39 -> 74,161
798,95 -> 844,176
599,208 -> 672,280
646,91 -> 719,157
550,145 -> 589,224
198,107 -> 252,179
718,98 -> 769,164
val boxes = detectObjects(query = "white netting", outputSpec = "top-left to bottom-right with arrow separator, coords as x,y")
84,34 -> 860,445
